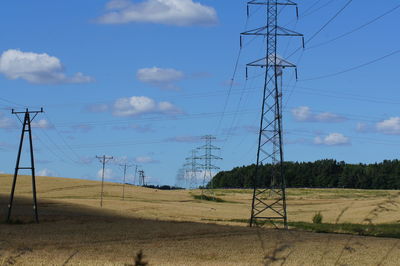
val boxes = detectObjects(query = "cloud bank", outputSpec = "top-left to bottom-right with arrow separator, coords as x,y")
113,96 -> 181,117
137,67 -> 184,90
292,106 -> 346,123
0,49 -> 93,84
314,133 -> 350,146
97,0 -> 218,26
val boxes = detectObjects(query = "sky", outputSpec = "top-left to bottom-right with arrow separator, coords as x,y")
0,0 -> 400,186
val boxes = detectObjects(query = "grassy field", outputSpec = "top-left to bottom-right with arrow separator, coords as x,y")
1,174 -> 400,265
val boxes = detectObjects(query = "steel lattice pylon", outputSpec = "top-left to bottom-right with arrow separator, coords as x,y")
242,0 -> 303,228
185,149 -> 202,189
196,135 -> 222,195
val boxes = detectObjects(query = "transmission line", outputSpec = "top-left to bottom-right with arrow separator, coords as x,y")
299,49 -> 400,81
44,113 -> 84,163
286,0 -> 353,59
307,3 -> 400,50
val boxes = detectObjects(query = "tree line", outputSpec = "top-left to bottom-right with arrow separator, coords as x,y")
211,159 -> 400,189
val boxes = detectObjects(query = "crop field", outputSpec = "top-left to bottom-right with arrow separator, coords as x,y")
1,174 -> 400,265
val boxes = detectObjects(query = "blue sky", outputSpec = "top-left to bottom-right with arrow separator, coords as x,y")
0,0 -> 400,186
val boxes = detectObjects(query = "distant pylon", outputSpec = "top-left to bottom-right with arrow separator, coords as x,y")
242,0 -> 304,228
7,108 -> 44,223
184,149 -> 202,189
196,135 -> 222,195
138,170 -> 146,186
133,165 -> 139,185
96,155 -> 113,207
175,167 -> 186,188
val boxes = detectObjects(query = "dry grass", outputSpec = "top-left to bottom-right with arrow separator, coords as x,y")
1,174 -> 400,265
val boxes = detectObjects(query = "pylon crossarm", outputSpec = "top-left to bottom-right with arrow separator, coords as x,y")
241,25 -> 269,36
242,26 -> 302,37
247,57 -> 297,68
248,0 -> 297,6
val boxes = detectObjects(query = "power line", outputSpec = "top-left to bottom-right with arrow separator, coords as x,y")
38,128 -> 78,165
306,0 -> 353,44
214,6 -> 252,136
301,0 -> 335,18
307,3 -> 400,50
299,49 -> 400,81
286,0 -> 353,59
51,109 -> 258,128
44,113 -> 84,163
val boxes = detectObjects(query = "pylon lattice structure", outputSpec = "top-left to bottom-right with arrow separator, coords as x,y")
196,135 -> 222,194
175,167 -> 186,188
242,0 -> 303,228
7,108 -> 44,223
184,149 -> 202,189
138,170 -> 146,186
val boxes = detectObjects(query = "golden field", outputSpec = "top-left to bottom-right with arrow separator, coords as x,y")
1,174 -> 400,265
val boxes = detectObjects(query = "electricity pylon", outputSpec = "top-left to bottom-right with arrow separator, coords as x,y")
184,149 -> 202,189
96,155 -> 113,207
7,108 -> 43,223
175,167 -> 187,188
242,0 -> 303,228
196,135 -> 222,195
138,170 -> 146,186
133,165 -> 139,185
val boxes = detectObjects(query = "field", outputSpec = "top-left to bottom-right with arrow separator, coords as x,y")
1,174 -> 400,265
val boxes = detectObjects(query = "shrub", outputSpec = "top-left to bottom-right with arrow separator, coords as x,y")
312,212 -> 323,224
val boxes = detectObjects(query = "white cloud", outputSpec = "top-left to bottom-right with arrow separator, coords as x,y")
137,67 -> 184,90
31,119 -> 54,129
113,96 -> 181,116
97,168 -> 114,179
376,117 -> 400,135
292,106 -> 345,123
37,168 -> 57,177
0,49 -> 93,84
314,133 -> 350,146
135,156 -> 159,164
97,0 -> 218,26
0,112 -> 16,129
